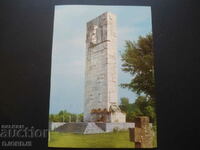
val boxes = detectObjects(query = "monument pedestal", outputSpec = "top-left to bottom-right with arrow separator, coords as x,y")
95,122 -> 135,133
51,122 -> 135,134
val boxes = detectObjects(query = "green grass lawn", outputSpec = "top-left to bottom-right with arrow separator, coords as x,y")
48,131 -> 135,148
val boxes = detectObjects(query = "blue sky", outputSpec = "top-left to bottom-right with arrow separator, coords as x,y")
49,5 -> 152,114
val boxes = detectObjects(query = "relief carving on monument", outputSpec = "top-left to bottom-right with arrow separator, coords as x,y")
86,14 -> 108,48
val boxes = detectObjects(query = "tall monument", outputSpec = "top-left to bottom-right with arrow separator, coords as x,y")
84,12 -> 126,123
50,12 -> 134,134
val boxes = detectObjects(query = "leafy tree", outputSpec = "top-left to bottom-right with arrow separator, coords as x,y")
135,96 -> 149,111
120,33 -> 155,103
119,98 -> 143,122
49,110 -> 83,123
126,106 -> 143,122
49,114 -> 54,122
120,97 -> 129,105
120,33 -> 157,124
134,96 -> 156,123
119,97 -> 129,112
78,113 -> 84,122
143,105 -> 156,123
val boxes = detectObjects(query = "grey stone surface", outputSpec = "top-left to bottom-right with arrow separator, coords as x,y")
54,122 -> 88,133
96,122 -> 135,132
49,122 -> 65,131
129,116 -> 154,148
84,122 -> 105,134
51,122 -> 135,134
84,12 -> 125,123
53,122 -> 104,134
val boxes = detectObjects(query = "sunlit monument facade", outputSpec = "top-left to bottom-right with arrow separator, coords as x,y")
84,12 -> 126,123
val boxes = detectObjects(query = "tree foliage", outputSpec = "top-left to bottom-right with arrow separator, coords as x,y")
121,33 -> 155,102
120,33 -> 156,124
119,96 -> 156,123
121,97 -> 129,105
49,110 -> 83,122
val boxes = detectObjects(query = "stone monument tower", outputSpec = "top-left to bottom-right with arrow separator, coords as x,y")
84,12 -> 126,123
50,12 -> 134,134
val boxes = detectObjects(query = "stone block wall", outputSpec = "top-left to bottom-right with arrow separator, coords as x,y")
84,12 -> 119,122
96,122 -> 135,132
110,112 -> 126,123
49,122 -> 65,131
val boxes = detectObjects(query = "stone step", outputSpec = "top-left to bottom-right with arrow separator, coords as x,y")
54,122 -> 88,133
84,122 -> 104,134
54,122 -> 105,134
53,122 -> 135,134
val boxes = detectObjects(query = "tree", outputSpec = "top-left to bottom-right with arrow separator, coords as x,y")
49,114 -> 54,122
49,110 -> 84,123
121,33 -> 155,104
120,33 -> 156,124
126,106 -> 143,122
143,105 -> 156,123
120,97 -> 129,105
135,96 -> 149,111
119,97 -> 129,112
78,113 -> 84,122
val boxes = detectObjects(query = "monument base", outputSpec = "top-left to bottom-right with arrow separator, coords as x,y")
50,122 -> 135,134
95,122 -> 135,133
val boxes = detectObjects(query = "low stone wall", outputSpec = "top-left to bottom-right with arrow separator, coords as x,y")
110,112 -> 126,123
49,122 -> 135,134
84,123 -> 105,134
49,122 -> 65,131
54,122 -> 88,133
52,122 -> 105,134
96,122 -> 135,132
95,122 -> 107,131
